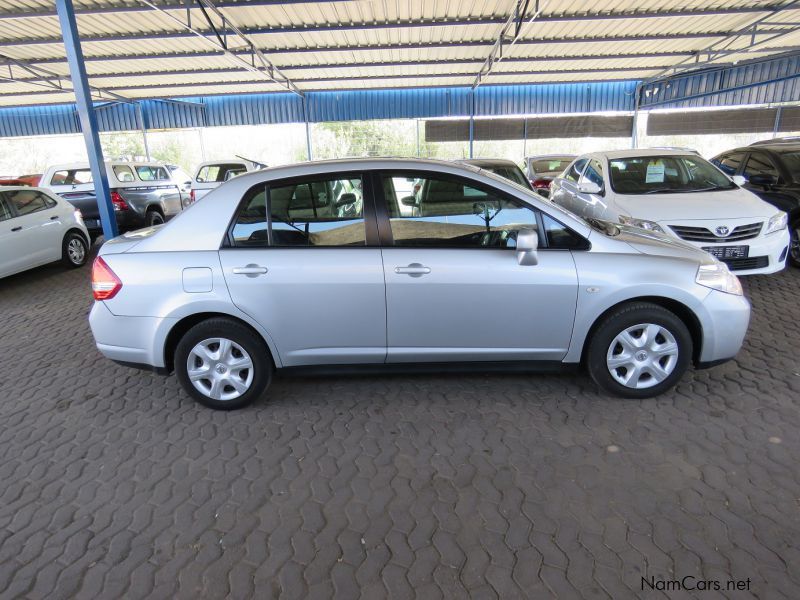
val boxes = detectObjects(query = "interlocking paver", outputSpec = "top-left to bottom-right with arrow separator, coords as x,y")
1,253 -> 800,598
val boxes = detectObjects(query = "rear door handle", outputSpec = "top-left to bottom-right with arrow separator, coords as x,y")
395,263 -> 431,277
232,265 -> 268,277
50,215 -> 59,220
11,226 -> 22,232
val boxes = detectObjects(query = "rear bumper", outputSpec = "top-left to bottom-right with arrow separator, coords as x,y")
89,302 -> 174,367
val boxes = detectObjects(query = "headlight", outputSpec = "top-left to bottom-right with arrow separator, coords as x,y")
765,211 -> 788,234
619,215 -> 664,233
696,263 -> 743,296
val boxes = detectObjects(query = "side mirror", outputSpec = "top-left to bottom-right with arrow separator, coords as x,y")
516,228 -> 539,266
335,192 -> 357,208
731,175 -> 746,186
400,195 -> 417,207
748,174 -> 776,187
577,181 -> 602,195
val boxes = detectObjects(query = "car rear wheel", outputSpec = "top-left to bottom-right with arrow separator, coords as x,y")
789,219 -> 800,268
146,209 -> 165,227
62,231 -> 88,268
586,302 -> 692,399
175,318 -> 272,410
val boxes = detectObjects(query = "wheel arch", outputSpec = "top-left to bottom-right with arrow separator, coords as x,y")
579,296 -> 703,366
63,226 -> 90,247
162,311 -> 278,373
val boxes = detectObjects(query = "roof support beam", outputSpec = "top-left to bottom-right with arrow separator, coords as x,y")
138,0 -> 302,96
644,0 -> 800,83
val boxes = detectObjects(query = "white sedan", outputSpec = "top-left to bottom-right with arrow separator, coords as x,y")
550,149 -> 790,275
0,186 -> 91,279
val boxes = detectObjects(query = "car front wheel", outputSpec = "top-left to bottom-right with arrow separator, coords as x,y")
586,302 -> 692,399
62,231 -> 89,268
175,318 -> 272,410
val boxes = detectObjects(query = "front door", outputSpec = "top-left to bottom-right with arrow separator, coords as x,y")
376,171 -> 580,363
218,172 -> 387,367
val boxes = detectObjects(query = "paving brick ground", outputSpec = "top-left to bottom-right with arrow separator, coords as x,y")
1,251 -> 799,599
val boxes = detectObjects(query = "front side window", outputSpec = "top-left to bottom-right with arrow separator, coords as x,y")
0,194 -> 12,222
135,166 -> 169,181
5,190 -> 54,216
609,155 -> 736,194
50,168 -> 92,186
743,153 -> 780,182
711,152 -> 744,176
381,173 -> 536,249
197,163 -> 246,183
230,175 -> 366,248
564,159 -> 588,182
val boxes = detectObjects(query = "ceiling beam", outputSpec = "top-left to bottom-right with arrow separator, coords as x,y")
139,0 -> 302,96
0,3 -> 779,21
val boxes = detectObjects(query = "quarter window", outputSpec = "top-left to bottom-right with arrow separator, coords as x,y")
564,159 -> 588,182
50,168 -> 92,186
113,165 -> 135,182
380,174 -> 536,249
713,152 -> 744,176
230,175 -> 366,247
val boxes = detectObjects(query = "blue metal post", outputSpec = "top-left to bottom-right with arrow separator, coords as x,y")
56,0 -> 117,239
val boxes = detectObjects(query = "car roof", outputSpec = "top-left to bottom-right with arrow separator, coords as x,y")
726,144 -> 800,153
457,158 -> 521,168
0,185 -> 55,193
526,154 -> 576,160
591,148 -> 700,160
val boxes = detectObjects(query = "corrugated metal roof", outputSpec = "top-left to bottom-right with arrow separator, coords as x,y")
1,0 -> 798,107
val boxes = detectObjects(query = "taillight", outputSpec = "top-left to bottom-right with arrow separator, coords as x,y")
91,257 -> 122,300
532,178 -> 551,189
190,189 -> 195,203
110,191 -> 128,211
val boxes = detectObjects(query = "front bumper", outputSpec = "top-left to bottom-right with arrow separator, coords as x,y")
695,289 -> 751,364
665,227 -> 790,276
89,302 -> 174,367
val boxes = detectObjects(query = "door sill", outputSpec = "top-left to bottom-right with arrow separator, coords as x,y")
277,360 -> 578,378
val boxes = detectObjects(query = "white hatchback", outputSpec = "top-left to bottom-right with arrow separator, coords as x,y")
0,186 -> 90,279
550,149 -> 790,275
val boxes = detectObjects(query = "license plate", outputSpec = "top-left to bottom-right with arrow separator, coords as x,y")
701,245 -> 749,259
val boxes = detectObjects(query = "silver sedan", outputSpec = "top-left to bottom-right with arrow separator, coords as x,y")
88,158 -> 750,409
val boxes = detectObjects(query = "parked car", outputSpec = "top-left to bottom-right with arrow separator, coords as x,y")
525,155 -> 576,197
0,174 -> 42,187
550,150 -> 790,275
40,161 -> 184,241
711,139 -> 800,267
190,158 -> 263,203
88,158 -> 750,409
0,186 -> 90,278
456,159 -> 533,190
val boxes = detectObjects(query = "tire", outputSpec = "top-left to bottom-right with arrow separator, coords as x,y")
175,318 -> 272,410
586,302 -> 692,399
61,231 -> 89,268
789,219 -> 800,268
146,209 -> 165,227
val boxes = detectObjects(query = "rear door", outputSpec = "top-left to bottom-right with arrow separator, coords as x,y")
375,170 -> 579,363
218,171 -> 387,367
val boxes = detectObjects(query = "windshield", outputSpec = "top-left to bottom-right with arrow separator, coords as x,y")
609,155 -> 736,194
531,158 -> 573,178
489,166 -> 532,189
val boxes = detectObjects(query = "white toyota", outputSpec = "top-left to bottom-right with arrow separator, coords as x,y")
550,149 -> 790,275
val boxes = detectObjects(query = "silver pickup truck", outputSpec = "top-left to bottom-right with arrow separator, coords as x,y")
40,161 -> 185,241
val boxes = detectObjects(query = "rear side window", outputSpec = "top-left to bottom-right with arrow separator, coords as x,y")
135,166 -> 169,181
50,168 -> 92,186
564,159 -> 588,182
196,163 -> 246,183
5,190 -> 55,216
113,165 -> 135,182
744,153 -> 780,181
712,152 -> 744,176
230,175 -> 366,247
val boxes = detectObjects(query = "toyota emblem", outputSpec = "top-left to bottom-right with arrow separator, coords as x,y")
715,226 -> 730,237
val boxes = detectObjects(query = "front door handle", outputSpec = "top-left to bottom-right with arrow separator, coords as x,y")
232,265 -> 268,277
11,226 -> 22,232
395,263 -> 431,277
